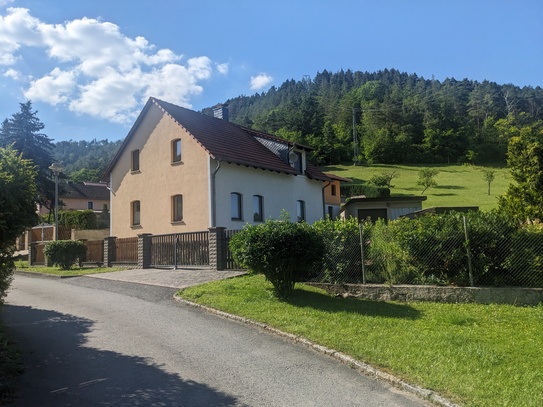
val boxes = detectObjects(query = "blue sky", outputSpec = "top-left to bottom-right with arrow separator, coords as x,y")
1,0 -> 541,143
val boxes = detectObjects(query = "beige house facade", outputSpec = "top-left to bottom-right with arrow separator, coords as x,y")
104,98 -> 336,238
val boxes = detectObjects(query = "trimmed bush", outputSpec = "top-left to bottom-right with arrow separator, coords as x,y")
59,210 -> 98,229
44,240 -> 86,270
229,219 -> 324,299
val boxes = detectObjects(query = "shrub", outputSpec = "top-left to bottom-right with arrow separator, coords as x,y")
341,184 -> 390,199
59,210 -> 98,229
229,219 -> 324,299
312,217 -> 369,283
44,240 -> 86,270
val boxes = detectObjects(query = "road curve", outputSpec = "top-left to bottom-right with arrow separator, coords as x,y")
1,274 -> 429,407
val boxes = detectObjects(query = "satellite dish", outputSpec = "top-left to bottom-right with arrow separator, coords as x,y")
288,151 -> 299,163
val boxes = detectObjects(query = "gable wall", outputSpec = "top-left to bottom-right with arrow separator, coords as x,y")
214,161 -> 324,229
110,105 -> 210,237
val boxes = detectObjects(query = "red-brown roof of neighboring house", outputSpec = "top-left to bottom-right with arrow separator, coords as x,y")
103,97 -> 331,182
61,182 -> 109,201
325,173 -> 352,182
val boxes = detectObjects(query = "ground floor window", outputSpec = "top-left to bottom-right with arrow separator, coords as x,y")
131,200 -> 141,226
231,192 -> 243,220
253,195 -> 263,222
296,200 -> 305,222
172,195 -> 183,222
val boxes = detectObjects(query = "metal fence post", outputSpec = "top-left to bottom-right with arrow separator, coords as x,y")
359,223 -> 366,285
174,235 -> 179,270
463,216 -> 474,287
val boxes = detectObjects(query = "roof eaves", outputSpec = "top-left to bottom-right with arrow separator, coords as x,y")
101,98 -> 155,181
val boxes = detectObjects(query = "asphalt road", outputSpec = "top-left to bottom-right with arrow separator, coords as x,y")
1,274 -> 429,407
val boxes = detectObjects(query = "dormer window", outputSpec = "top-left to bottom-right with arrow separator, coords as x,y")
290,150 -> 303,173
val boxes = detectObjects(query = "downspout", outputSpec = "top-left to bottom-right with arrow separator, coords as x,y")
322,180 -> 331,219
210,159 -> 222,227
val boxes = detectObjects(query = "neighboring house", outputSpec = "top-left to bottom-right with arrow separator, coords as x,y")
341,195 -> 427,222
323,173 -> 351,219
103,98 -> 337,238
38,181 -> 110,215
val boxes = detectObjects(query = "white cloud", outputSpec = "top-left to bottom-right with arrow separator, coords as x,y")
216,63 -> 229,75
24,67 -> 76,105
0,1 -> 14,7
250,73 -> 273,90
3,67 -> 20,80
0,7 -> 216,124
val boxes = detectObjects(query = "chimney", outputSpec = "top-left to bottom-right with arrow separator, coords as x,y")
213,104 -> 229,122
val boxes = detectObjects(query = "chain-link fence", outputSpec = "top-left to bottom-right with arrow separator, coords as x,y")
312,215 -> 543,288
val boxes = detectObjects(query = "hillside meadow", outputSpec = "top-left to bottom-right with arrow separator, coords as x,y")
322,164 -> 510,212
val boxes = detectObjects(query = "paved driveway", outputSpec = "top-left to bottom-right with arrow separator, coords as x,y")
87,267 -> 246,288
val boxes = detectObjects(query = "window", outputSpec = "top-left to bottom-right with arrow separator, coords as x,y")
131,149 -> 140,172
253,195 -> 263,222
328,206 -> 334,219
291,151 -> 303,173
172,195 -> 183,222
331,184 -> 337,196
88,201 -> 94,210
296,200 -> 306,222
172,139 -> 182,163
231,192 -> 243,220
131,200 -> 141,226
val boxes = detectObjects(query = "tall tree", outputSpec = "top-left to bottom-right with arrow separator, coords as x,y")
498,122 -> 543,222
0,145 -> 38,302
0,101 -> 55,210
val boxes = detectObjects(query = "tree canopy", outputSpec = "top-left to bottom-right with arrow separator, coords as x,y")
0,145 -> 38,302
498,120 -> 543,222
0,101 -> 55,209
205,69 -> 543,166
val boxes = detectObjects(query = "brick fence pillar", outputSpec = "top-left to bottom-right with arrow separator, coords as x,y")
138,233 -> 152,269
208,227 -> 226,270
28,242 -> 35,266
103,236 -> 117,267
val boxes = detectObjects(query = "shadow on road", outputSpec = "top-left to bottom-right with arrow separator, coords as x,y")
2,305 -> 242,407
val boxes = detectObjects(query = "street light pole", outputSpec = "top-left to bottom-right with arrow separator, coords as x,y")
49,163 -> 63,240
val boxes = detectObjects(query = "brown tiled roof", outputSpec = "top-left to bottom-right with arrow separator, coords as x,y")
104,97 -> 331,181
61,182 -> 109,201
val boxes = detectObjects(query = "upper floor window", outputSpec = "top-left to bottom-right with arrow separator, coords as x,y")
131,200 -> 141,226
231,192 -> 243,221
172,139 -> 182,163
172,195 -> 183,222
131,149 -> 140,172
253,195 -> 264,222
291,151 -> 303,173
296,200 -> 306,222
331,184 -> 337,196
88,201 -> 94,210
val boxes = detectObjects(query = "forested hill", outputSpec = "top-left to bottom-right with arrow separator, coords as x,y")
203,69 -> 543,166
53,139 -> 122,182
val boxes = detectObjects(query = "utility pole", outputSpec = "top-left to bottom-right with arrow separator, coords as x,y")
49,163 -> 63,240
352,106 -> 360,165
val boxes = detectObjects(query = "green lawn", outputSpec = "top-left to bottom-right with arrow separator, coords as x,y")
14,260 -> 124,276
322,164 -> 510,211
179,275 -> 543,407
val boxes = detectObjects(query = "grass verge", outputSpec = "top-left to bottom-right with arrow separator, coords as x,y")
14,260 -> 125,277
179,274 -> 543,407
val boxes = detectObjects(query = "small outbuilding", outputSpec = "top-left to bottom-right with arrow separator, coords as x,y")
341,195 -> 427,222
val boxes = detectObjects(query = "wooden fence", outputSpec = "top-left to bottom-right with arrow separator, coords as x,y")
225,229 -> 242,269
115,237 -> 138,264
83,240 -> 104,264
